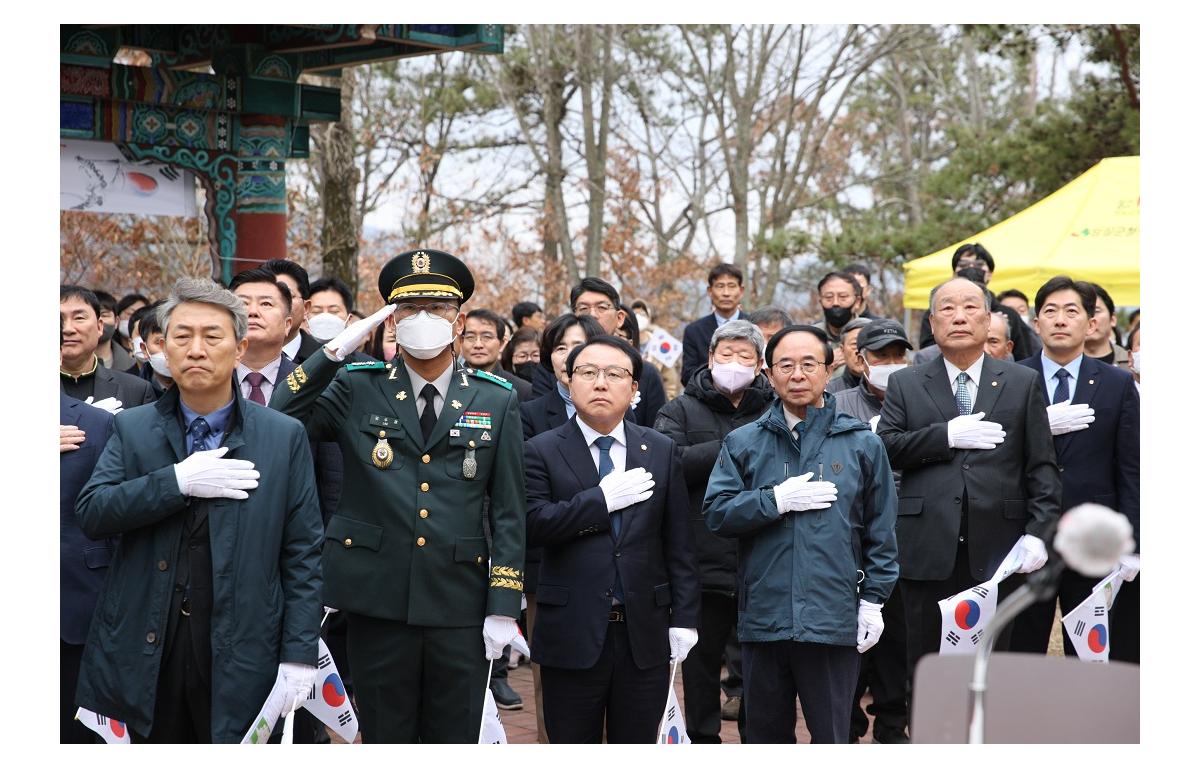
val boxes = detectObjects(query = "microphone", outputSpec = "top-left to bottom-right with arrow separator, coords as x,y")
967,503 -> 1135,743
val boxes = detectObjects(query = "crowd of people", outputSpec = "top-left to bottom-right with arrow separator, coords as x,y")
59,243 -> 1140,744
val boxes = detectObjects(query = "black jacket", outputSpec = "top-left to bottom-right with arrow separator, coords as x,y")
652,368 -> 774,592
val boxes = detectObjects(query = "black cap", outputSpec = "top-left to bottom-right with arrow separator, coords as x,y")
857,318 -> 913,352
378,249 -> 475,304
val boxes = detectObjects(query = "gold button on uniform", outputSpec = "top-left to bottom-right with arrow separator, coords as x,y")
344,538 -> 353,547
379,430 -> 387,437
419,509 -> 429,519
417,537 -> 426,547
422,454 -> 431,464
420,482 -> 430,492
469,440 -> 476,448
476,556 -> 484,564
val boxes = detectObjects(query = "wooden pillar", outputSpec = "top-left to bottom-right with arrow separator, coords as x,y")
232,114 -> 289,276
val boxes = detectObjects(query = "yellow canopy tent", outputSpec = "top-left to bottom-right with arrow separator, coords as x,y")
902,156 -> 1140,308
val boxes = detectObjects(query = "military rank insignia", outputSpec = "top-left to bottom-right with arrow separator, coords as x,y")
454,411 -> 493,430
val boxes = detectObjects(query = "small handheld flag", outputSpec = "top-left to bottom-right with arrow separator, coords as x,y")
300,637 -> 359,743
657,660 -> 691,744
937,541 -> 1024,656
75,707 -> 130,744
1061,566 -> 1123,663
646,328 -> 683,368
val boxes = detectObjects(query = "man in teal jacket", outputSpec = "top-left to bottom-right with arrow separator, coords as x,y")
703,325 -> 898,744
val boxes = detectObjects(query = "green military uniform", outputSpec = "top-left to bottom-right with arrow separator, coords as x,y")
269,249 -> 525,743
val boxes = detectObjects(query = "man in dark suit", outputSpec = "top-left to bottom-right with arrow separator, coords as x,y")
264,258 -> 324,364
461,309 -> 534,402
60,391 -> 115,743
877,277 -> 1061,678
681,263 -> 746,384
1010,276 -> 1140,661
524,335 -> 699,743
61,286 -> 156,410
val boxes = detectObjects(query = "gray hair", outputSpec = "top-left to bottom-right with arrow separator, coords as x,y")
159,277 -> 249,342
990,311 -> 1011,342
747,306 -> 793,328
709,319 -> 766,359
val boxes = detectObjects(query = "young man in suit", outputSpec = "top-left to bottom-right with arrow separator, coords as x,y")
1010,276 -> 1140,661
876,277 -> 1061,679
681,263 -> 746,384
524,335 -> 699,743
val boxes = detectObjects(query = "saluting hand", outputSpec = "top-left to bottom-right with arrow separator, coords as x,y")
325,303 -> 397,361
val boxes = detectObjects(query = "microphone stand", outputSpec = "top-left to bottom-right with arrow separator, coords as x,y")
966,557 -> 1064,744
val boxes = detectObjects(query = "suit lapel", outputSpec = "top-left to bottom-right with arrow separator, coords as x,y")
920,355 -> 961,424
1073,356 -> 1103,406
152,390 -> 188,463
92,366 -> 119,401
426,368 -> 480,449
62,394 -> 83,427
616,422 -> 652,546
971,356 -> 1007,418
557,418 -> 599,491
1027,355 -> 1051,406
375,362 -> 424,445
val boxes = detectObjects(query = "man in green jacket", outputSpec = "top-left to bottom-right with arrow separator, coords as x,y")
703,325 -> 899,744
270,249 -> 526,743
75,278 -> 323,743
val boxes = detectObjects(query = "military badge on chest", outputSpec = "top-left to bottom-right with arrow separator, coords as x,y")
372,433 -> 394,469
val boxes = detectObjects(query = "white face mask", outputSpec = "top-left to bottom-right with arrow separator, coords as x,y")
131,336 -> 148,363
308,312 -> 348,342
118,318 -> 131,337
395,311 -> 455,360
866,362 -> 907,391
710,361 -> 757,394
148,351 -> 172,379
1130,350 -> 1140,374
634,313 -> 651,332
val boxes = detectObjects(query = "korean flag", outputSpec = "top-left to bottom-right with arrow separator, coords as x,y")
75,707 -> 131,744
937,582 -> 998,656
301,637 -> 359,743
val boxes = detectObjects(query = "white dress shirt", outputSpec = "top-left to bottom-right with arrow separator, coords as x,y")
405,360 -> 455,419
236,356 -> 284,404
944,353 -> 986,412
1040,351 -> 1083,403
282,333 -> 302,362
575,417 -> 628,476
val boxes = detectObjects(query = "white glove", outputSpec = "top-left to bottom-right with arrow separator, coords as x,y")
868,415 -> 881,433
278,662 -> 317,714
1046,401 -> 1095,436
324,303 -> 397,361
856,600 -> 884,653
773,471 -> 838,514
598,467 -> 655,513
1014,534 -> 1048,574
947,411 -> 1005,450
631,389 -> 642,410
1117,553 -> 1140,582
482,615 -> 519,660
173,446 -> 260,500
85,395 -> 124,414
669,627 -> 699,662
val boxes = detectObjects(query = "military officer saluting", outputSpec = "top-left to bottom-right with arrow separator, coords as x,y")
270,249 -> 525,743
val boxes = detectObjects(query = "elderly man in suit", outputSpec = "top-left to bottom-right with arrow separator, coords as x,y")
61,285 -> 156,411
74,278 -> 323,743
60,390 -> 115,743
876,277 -> 1061,679
524,335 -> 699,743
1010,276 -> 1140,661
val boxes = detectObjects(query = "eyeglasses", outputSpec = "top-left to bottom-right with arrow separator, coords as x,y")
771,359 -> 824,376
394,301 -> 459,320
513,350 -> 538,363
574,302 -> 614,315
462,332 -> 499,344
572,364 -> 633,383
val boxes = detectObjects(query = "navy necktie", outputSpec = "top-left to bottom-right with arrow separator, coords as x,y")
594,435 -> 624,603
954,372 -> 972,416
1052,368 -> 1071,404
187,417 -> 213,455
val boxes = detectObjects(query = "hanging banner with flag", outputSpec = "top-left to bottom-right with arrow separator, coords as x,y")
61,139 -> 198,217
479,629 -> 531,744
937,542 -> 1024,655
657,661 -> 690,744
1062,566 -> 1123,663
75,707 -> 131,744
300,638 -> 359,743
646,328 -> 684,368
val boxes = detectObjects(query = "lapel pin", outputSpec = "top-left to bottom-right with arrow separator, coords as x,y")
451,399 -> 462,409
396,391 -> 407,401
641,444 -> 648,451
991,381 -> 998,387
388,366 -> 398,380
1088,379 -> 1094,385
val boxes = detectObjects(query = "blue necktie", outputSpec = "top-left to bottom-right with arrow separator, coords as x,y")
187,417 -> 213,454
954,372 -> 972,416
1052,368 -> 1071,404
594,435 -> 624,603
